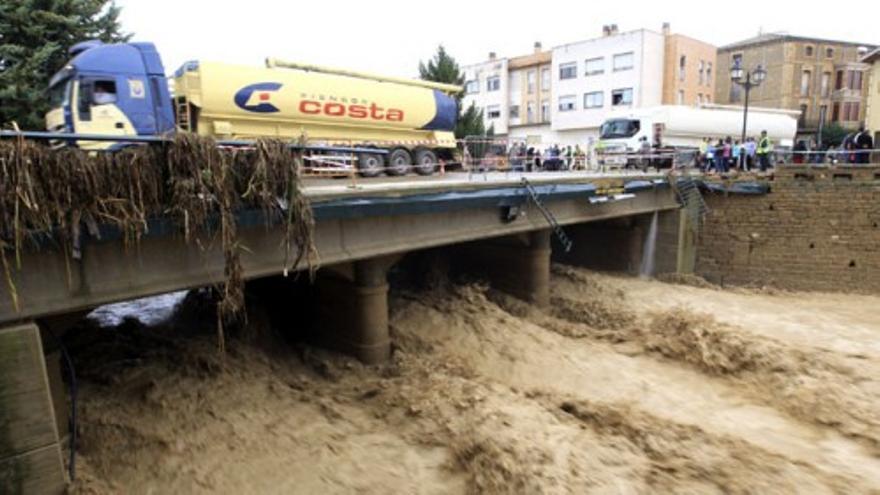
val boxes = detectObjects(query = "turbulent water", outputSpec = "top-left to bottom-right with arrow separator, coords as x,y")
68,267 -> 880,494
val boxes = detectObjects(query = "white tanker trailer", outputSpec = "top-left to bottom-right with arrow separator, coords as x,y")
597,104 -> 799,166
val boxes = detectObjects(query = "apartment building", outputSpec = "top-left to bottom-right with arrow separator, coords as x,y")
862,48 -> 880,142
662,25 -> 717,106
461,54 -> 510,135
461,24 -> 718,146
551,26 -> 665,144
506,43 -> 553,144
714,34 -> 876,140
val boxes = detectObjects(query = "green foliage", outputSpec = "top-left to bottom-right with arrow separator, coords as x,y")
819,123 -> 849,147
456,101 -> 486,140
418,45 -> 464,100
0,0 -> 130,129
419,45 -> 490,140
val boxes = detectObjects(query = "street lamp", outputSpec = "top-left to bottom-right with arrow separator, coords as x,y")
730,61 -> 767,148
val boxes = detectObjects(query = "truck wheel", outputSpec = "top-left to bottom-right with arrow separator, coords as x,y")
413,149 -> 438,175
357,153 -> 383,178
386,148 -> 412,176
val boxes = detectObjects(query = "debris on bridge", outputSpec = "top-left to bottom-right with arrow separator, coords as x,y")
0,134 -> 317,341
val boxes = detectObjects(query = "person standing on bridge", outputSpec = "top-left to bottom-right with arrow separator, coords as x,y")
854,125 -> 874,164
757,130 -> 773,172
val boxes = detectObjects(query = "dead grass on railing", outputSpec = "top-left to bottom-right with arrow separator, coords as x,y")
0,134 -> 317,352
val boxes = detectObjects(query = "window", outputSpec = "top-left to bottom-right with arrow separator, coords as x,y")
559,62 -> 577,80
486,105 -> 501,119
541,99 -> 550,122
697,94 -> 703,105
486,76 -> 500,92
611,88 -> 633,106
585,57 -> 604,75
613,52 -> 634,71
541,68 -> 550,92
799,104 -> 808,126
835,70 -> 844,90
821,72 -> 830,97
558,95 -> 576,112
848,70 -> 863,91
800,70 -> 811,96
826,47 -> 834,58
584,91 -> 604,109
679,55 -> 686,81
465,80 -> 479,94
677,90 -> 684,105
92,80 -> 117,105
805,45 -> 814,57
527,70 -> 536,94
509,105 -> 520,119
706,62 -> 712,85
699,60 -> 705,85
845,102 -> 860,121
819,105 -> 828,125
526,102 -> 535,123
832,102 -> 840,121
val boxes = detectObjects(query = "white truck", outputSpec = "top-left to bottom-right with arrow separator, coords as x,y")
597,104 -> 799,167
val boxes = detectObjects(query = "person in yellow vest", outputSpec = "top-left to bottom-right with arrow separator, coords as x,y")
757,130 -> 773,172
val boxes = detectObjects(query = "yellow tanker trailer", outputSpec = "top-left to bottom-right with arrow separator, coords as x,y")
44,40 -> 461,176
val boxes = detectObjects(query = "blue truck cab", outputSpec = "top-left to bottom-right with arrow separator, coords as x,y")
45,40 -> 176,149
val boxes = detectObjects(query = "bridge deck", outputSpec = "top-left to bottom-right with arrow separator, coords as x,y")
0,171 -> 679,324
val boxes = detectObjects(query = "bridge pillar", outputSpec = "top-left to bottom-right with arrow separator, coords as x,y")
0,322 -> 66,494
458,229 -> 551,307
315,255 -> 399,364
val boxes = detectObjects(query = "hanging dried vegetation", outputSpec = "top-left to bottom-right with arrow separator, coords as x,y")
0,133 -> 317,350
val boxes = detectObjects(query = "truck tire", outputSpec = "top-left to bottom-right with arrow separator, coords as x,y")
386,148 -> 412,176
413,149 -> 438,175
357,152 -> 383,178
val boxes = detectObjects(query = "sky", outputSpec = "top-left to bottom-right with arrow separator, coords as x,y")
115,0 -> 879,78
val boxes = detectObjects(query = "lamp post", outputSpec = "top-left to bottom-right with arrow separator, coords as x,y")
730,61 -> 767,149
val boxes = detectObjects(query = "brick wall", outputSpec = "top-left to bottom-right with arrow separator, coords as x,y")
697,166 -> 880,292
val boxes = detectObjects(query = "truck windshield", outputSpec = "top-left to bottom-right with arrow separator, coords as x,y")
48,79 -> 71,108
600,119 -> 640,139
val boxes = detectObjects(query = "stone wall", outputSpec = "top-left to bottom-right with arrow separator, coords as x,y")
696,166 -> 880,292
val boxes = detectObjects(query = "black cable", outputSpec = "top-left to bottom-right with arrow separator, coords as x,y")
45,327 -> 77,482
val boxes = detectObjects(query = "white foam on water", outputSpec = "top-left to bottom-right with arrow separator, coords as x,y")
87,291 -> 187,327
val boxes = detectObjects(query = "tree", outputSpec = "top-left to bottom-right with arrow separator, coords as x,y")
419,45 -> 489,140
0,1 -> 130,129
819,123 -> 849,148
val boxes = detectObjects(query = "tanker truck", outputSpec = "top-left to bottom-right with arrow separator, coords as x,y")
44,40 -> 460,176
597,104 -> 799,168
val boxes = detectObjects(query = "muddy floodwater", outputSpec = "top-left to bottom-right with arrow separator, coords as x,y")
68,267 -> 880,493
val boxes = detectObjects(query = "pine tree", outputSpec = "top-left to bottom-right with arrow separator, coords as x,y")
0,0 -> 130,129
419,45 -> 489,140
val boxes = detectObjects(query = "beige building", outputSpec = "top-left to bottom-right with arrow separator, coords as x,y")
662,26 -> 717,106
863,48 -> 880,142
715,34 -> 876,140
507,43 -> 553,142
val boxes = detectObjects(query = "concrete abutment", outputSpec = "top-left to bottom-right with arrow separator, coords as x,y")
0,322 -> 66,494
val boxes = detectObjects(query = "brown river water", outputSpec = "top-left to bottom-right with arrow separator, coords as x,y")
68,266 -> 880,494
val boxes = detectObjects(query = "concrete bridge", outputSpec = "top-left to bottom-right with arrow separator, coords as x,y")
0,170 -> 691,493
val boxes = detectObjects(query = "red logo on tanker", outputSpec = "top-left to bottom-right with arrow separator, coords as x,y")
235,84 -> 404,120
298,99 -> 404,121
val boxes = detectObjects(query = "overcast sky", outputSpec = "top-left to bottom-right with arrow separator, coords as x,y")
115,0 -> 878,78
